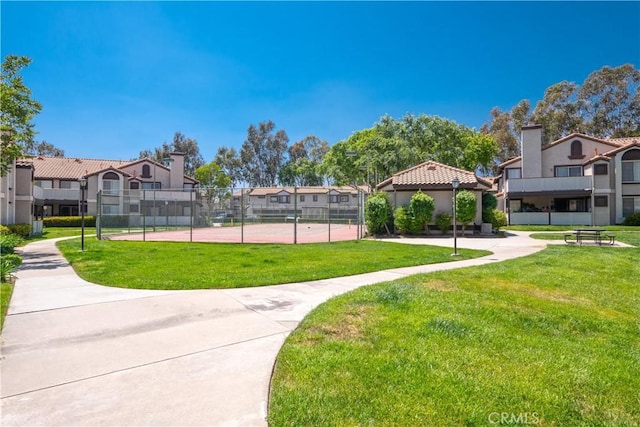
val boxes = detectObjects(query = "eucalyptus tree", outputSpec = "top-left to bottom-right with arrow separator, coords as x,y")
240,120 -> 289,187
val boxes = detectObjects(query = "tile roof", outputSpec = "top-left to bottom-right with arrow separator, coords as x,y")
249,186 -> 365,196
608,136 -> 640,146
377,161 -> 489,189
542,133 -> 625,151
25,157 -> 131,180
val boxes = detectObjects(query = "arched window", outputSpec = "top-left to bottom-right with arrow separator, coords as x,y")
569,140 -> 583,159
622,149 -> 640,182
102,171 -> 120,194
142,164 -> 151,177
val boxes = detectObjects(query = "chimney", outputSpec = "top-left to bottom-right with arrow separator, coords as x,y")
169,152 -> 185,190
521,124 -> 543,178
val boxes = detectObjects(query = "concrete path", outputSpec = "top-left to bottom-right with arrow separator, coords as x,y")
1,233 -> 546,426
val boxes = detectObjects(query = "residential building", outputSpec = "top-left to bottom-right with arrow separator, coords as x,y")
377,161 -> 492,229
496,125 -> 640,225
27,153 -> 197,224
245,186 -> 368,221
0,160 -> 44,233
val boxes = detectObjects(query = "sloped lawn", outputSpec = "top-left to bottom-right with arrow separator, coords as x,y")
269,245 -> 640,426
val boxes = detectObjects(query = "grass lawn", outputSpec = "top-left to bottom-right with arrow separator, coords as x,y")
56,239 -> 490,289
26,227 -> 97,242
269,245 -> 640,426
505,225 -> 640,247
0,282 -> 13,331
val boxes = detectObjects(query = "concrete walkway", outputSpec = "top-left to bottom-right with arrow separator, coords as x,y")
1,233 -> 546,426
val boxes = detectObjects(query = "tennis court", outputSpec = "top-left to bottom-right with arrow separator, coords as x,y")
107,221 -> 363,244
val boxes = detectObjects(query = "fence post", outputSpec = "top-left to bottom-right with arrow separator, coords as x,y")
190,188 -> 193,242
97,190 -> 102,240
294,186 -> 297,244
328,190 -> 331,243
142,190 -> 146,241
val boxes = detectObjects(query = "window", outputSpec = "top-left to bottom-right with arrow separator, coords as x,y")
329,195 -> 339,203
593,164 -> 608,175
142,165 -> 151,178
130,182 -> 140,190
555,166 -> 582,177
623,197 -> 640,217
129,204 -> 139,213
313,195 -> 318,202
258,195 -> 265,199
506,168 -> 521,179
569,140 -> 584,159
594,196 -> 608,207
270,195 -> 290,203
340,195 -> 349,202
60,181 -> 80,189
270,196 -> 278,203
35,180 -> 53,189
141,182 -> 161,190
622,149 -> 640,183
300,195 -> 305,202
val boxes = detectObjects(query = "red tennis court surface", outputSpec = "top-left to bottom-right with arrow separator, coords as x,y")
107,222 -> 363,244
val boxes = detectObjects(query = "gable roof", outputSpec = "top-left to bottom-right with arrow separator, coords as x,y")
603,141 -> 640,157
26,157 -> 131,180
542,133 -> 624,152
249,186 -> 365,197
377,161 -> 490,190
607,136 -> 640,146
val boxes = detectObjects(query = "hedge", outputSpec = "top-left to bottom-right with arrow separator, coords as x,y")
44,216 -> 96,227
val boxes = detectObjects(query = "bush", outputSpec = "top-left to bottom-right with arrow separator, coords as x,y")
44,216 -> 96,227
622,212 -> 640,226
394,206 -> 422,235
488,209 -> 508,230
409,191 -> 435,232
0,225 -> 10,235
435,212 -> 452,234
365,192 -> 393,236
7,224 -> 32,238
455,190 -> 477,231
1,253 -> 22,282
0,234 -> 23,254
482,193 -> 498,223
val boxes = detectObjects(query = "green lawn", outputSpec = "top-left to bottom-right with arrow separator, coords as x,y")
505,225 -> 640,247
269,245 -> 640,426
26,227 -> 96,242
56,239 -> 490,289
0,282 -> 13,331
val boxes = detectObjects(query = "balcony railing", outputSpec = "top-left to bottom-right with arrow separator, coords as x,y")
505,176 -> 592,193
40,188 -> 81,201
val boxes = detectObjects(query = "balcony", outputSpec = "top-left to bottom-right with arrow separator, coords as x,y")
40,188 -> 81,201
505,176 -> 592,194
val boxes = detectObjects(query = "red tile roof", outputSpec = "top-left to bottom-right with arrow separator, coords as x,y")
25,157 -> 131,180
377,161 -> 490,190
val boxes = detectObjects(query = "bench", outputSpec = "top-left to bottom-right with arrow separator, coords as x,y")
564,231 -> 615,246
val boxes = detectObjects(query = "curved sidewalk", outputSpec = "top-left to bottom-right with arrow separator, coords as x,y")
1,233 -> 545,426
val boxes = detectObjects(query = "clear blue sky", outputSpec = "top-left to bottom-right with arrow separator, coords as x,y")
2,1 -> 639,162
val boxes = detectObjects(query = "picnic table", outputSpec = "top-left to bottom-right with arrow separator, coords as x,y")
564,228 -> 615,246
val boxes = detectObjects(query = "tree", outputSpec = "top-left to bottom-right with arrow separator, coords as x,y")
240,121 -> 289,187
409,190 -> 435,232
455,190 -> 477,232
27,141 -> 64,157
482,64 -> 640,169
213,146 -> 242,188
195,162 -> 232,219
139,132 -> 205,177
279,135 -> 329,186
322,114 -> 497,186
1,55 -> 42,176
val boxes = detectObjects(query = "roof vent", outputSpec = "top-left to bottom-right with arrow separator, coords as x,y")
74,158 -> 82,163
427,166 -> 436,170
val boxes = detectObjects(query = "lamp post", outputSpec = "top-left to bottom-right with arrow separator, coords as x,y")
79,177 -> 87,251
452,177 -> 460,257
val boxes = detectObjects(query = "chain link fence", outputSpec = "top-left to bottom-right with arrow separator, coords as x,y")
97,186 -> 367,243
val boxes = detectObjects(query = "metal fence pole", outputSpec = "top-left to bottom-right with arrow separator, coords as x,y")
294,186 -> 297,244
328,192 -> 331,243
189,188 -> 193,242
142,190 -> 146,241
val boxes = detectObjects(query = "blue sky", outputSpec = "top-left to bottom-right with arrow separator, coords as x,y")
2,1 -> 639,162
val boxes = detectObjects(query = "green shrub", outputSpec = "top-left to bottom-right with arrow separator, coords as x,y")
44,216 -> 96,227
622,212 -> 640,226
394,206 -> 422,235
365,192 -> 392,236
0,234 -> 23,254
482,193 -> 498,223
0,253 -> 22,282
489,209 -> 508,230
0,225 -> 10,235
7,224 -> 32,238
409,191 -> 435,232
455,190 -> 477,232
435,211 -> 452,234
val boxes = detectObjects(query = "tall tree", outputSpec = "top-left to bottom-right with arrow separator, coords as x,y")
240,121 -> 289,187
139,132 -> 205,176
322,114 -> 497,186
213,146 -> 243,188
27,141 -> 65,157
1,55 -> 42,176
278,135 -> 329,186
531,81 -> 585,144
195,162 -> 232,217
